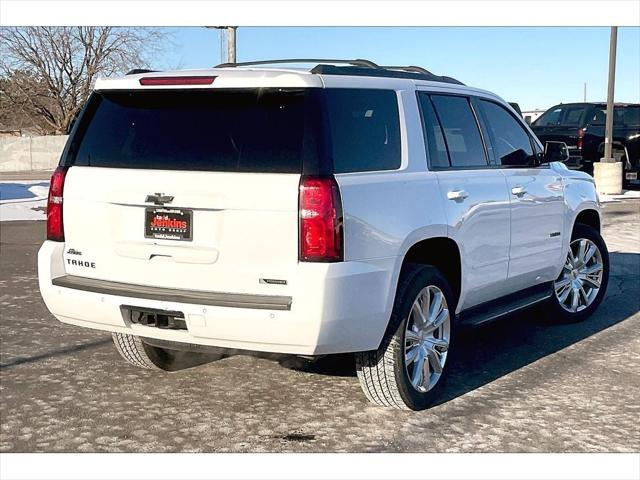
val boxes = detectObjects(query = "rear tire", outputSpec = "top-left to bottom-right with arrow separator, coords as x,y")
355,264 -> 455,410
547,223 -> 609,322
112,333 -> 171,370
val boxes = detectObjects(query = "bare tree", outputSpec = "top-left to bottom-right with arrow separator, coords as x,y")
0,27 -> 170,134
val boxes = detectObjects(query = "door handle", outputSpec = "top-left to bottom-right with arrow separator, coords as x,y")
447,189 -> 469,201
511,186 -> 527,197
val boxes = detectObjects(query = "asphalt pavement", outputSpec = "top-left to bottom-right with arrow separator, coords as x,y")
0,200 -> 638,452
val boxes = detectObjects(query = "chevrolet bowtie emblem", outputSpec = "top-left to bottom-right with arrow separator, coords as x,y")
145,193 -> 175,205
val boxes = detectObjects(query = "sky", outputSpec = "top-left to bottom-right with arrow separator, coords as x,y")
159,27 -> 640,111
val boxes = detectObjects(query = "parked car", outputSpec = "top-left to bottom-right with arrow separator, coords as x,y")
38,59 -> 609,410
531,102 -> 640,187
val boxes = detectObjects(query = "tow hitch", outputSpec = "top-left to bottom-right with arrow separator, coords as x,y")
121,305 -> 187,330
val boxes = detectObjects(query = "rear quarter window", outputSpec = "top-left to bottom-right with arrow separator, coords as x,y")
324,89 -> 401,173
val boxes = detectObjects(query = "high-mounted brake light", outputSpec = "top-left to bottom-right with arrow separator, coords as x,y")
139,76 -> 216,86
47,166 -> 68,241
299,176 -> 343,262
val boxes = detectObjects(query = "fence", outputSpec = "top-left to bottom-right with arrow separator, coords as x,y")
0,135 -> 68,172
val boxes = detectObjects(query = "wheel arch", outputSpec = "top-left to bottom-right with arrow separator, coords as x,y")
574,208 -> 601,233
397,236 -> 462,310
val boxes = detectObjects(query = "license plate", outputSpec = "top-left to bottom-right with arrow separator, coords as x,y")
145,207 -> 192,241
625,172 -> 638,180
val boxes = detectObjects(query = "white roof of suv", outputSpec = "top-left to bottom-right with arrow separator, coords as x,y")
93,60 -> 502,103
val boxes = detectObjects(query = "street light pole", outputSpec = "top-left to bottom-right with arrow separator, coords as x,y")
227,26 -> 237,64
603,26 -> 617,163
205,26 -> 238,64
594,26 -> 622,195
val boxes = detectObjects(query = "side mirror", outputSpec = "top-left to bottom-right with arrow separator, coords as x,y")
542,141 -> 570,164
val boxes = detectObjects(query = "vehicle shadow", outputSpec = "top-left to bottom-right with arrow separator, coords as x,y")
284,251 -> 640,405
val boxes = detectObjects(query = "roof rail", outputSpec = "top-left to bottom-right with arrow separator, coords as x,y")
213,59 -> 464,86
382,65 -> 435,75
215,58 -> 379,69
310,64 -> 465,85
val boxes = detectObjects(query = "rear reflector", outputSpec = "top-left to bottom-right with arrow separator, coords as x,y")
299,176 -> 343,262
47,166 -> 68,241
139,76 -> 216,86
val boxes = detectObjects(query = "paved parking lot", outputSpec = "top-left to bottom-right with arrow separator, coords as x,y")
1,200 -> 638,453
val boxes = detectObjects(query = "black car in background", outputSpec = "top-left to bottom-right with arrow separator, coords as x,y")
531,102 -> 640,187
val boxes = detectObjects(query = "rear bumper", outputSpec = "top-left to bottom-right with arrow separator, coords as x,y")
51,275 -> 292,311
38,241 -> 397,355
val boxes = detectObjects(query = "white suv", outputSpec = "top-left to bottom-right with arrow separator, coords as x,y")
38,60 -> 609,410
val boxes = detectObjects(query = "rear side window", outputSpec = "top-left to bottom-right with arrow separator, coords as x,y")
65,89 -> 312,173
590,106 -> 640,126
430,95 -> 487,168
620,106 -> 640,126
325,89 -> 401,173
478,100 -> 536,167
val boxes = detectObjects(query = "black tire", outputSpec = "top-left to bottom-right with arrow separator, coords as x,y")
355,264 -> 456,410
547,223 -> 609,323
112,332 -> 171,370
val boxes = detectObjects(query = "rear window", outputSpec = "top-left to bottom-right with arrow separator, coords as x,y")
65,89 -> 312,173
64,88 -> 402,174
534,107 -> 563,127
534,105 -> 587,127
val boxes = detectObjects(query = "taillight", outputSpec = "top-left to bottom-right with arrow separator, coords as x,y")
47,166 -> 68,241
139,76 -> 216,86
577,128 -> 584,150
299,176 -> 343,262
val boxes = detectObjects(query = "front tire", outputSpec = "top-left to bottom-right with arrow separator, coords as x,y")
355,264 -> 455,410
548,223 -> 609,322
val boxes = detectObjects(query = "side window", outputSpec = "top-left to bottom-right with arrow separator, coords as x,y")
535,107 -> 563,126
325,89 -> 401,173
478,100 -> 536,167
613,106 -> 640,126
417,93 -> 450,168
430,95 -> 488,168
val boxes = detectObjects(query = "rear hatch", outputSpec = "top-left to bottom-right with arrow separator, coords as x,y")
59,88 -> 319,295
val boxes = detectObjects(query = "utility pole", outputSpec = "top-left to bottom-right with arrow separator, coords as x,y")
594,26 -> 622,194
583,82 -> 587,102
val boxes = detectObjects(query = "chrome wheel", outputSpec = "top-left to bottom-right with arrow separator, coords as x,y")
554,238 -> 604,313
404,286 -> 451,393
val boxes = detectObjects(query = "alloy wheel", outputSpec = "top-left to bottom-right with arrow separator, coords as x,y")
404,285 -> 451,393
554,238 -> 604,313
